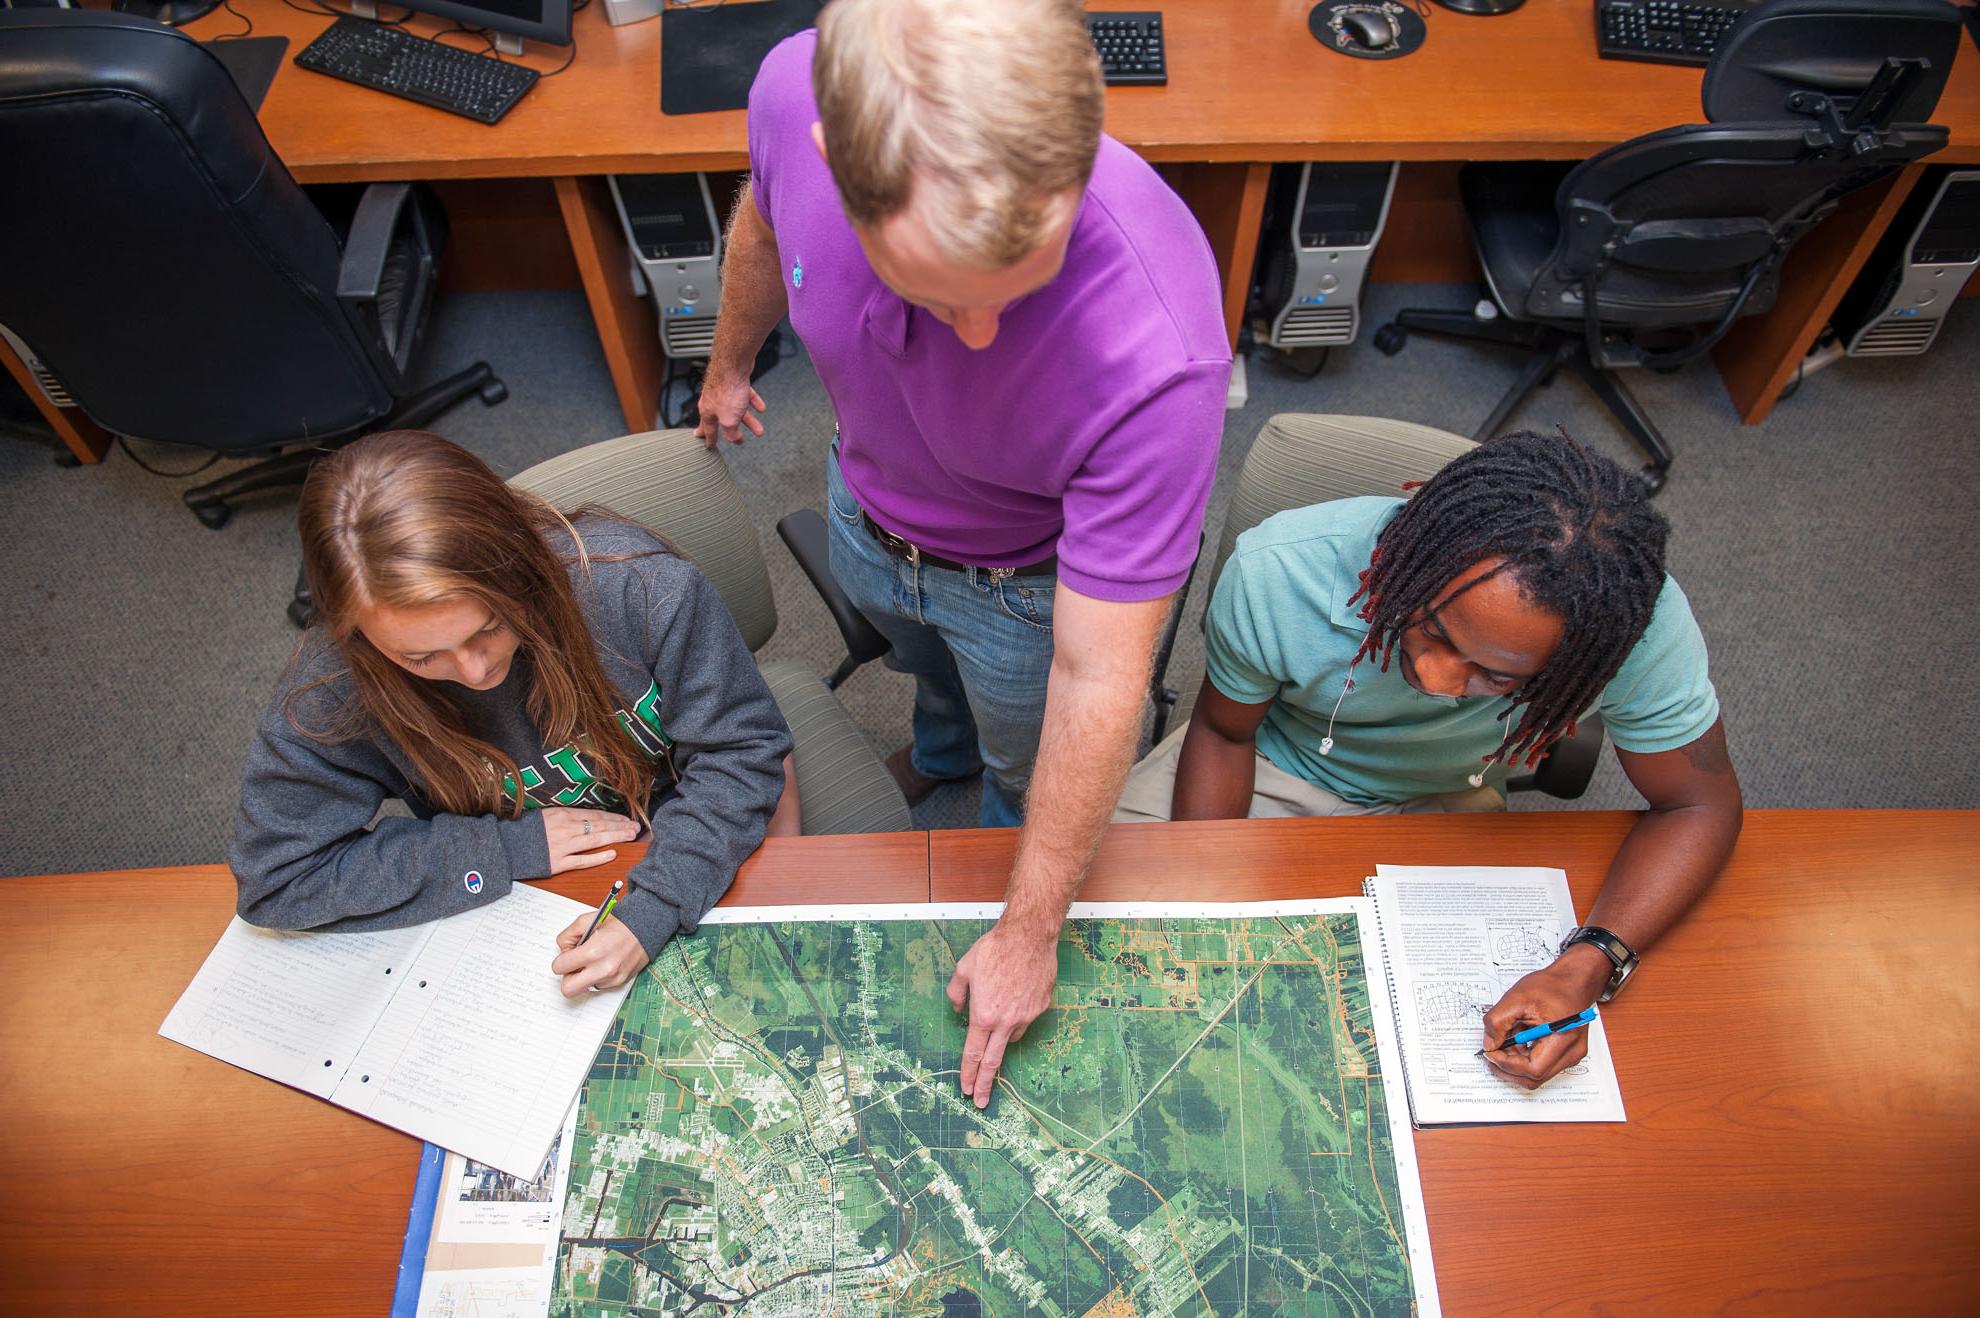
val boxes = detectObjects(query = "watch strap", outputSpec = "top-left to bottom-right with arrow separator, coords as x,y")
1561,925 -> 1638,1002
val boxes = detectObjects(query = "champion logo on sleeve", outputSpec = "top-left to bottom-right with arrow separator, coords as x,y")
463,870 -> 484,895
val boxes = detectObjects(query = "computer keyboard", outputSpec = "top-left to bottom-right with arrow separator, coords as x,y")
294,16 -> 540,124
1595,0 -> 1757,67
1087,11 -> 1166,87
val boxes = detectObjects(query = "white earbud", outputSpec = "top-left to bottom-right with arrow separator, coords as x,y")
1319,675 -> 1356,757
1472,715 -> 1516,789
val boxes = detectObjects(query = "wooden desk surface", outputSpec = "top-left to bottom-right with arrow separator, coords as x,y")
0,833 -> 928,1317
186,0 -> 1980,183
3,812 -> 1975,1313
935,810 -> 1980,1314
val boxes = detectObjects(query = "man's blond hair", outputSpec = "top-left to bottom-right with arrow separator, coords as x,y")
813,0 -> 1104,270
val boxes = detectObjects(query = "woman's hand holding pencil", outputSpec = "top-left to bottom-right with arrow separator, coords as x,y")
551,879 -> 648,997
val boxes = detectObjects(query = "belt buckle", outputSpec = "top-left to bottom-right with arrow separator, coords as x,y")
873,520 -> 920,565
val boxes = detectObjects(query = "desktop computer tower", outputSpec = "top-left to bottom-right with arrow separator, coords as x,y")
1251,162 -> 1398,349
607,172 -> 723,360
0,323 -> 78,412
1835,168 -> 1980,357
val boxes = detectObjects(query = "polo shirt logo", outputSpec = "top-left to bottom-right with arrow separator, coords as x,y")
791,258 -> 804,289
464,870 -> 484,895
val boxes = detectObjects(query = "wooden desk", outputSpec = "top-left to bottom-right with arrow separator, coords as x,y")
191,1 -> 1980,180
3,811 -> 1977,1312
0,833 -> 928,1316
934,810 -> 1980,1314
22,0 -> 1957,462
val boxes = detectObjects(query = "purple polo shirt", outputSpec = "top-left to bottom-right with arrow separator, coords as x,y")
746,32 -> 1230,603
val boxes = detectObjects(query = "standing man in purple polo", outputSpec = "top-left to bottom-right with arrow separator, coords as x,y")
694,0 -> 1229,1107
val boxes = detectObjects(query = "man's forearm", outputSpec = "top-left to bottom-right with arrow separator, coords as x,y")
707,187 -> 789,380
1537,794 -> 1739,1000
1000,656 -> 1154,939
1586,798 -> 1741,953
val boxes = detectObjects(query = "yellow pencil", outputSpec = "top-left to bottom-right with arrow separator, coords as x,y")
578,879 -> 624,946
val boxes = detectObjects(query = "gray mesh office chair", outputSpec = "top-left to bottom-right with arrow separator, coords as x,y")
1194,413 -> 1604,799
510,431 -> 912,835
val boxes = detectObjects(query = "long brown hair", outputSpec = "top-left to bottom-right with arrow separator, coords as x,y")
292,430 -> 658,822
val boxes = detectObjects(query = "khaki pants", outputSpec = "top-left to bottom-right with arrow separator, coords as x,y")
1112,725 -> 1506,823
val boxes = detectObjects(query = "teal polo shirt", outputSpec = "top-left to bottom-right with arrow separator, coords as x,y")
1205,497 -> 1720,805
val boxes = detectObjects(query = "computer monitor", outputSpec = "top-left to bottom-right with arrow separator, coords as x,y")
110,0 -> 222,26
353,0 -> 571,53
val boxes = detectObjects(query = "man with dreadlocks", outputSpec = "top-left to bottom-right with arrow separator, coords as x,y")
1114,428 -> 1743,1089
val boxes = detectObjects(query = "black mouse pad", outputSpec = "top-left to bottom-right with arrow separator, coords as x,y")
1308,0 -> 1427,60
661,0 -> 822,116
204,34 -> 290,112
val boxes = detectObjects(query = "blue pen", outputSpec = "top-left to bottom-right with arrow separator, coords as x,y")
1476,1006 -> 1598,1056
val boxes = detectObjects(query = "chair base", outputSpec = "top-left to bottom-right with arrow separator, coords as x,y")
1375,309 -> 1673,494
182,361 -> 506,529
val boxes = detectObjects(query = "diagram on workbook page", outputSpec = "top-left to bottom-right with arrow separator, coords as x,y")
1371,866 -> 1625,1125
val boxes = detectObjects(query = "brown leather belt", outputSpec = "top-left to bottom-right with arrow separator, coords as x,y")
859,511 -> 1057,576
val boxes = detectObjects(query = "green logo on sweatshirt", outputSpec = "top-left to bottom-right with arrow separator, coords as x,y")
500,680 -> 670,811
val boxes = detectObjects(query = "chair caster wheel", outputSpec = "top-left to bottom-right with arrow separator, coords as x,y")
287,598 -> 316,629
1638,467 -> 1667,496
1372,323 -> 1408,357
190,501 -> 232,530
478,379 -> 509,406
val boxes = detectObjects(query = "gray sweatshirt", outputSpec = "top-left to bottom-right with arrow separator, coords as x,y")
229,518 -> 793,955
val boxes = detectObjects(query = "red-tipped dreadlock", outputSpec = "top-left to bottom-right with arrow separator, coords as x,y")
1344,429 -> 1670,770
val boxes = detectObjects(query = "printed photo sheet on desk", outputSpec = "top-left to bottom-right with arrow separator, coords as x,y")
159,883 -> 629,1178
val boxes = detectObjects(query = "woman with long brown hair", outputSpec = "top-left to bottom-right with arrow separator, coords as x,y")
229,430 -> 793,994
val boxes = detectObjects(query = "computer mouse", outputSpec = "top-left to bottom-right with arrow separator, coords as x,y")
1341,10 -> 1399,50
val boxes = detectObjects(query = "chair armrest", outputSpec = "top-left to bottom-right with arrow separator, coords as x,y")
336,182 -> 414,302
777,510 -> 892,678
1509,713 -> 1606,800
336,182 -> 446,372
1147,534 -> 1204,744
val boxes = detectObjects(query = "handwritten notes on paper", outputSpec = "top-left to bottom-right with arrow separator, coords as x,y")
159,884 -> 629,1177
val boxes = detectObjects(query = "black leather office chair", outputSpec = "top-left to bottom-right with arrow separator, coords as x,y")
1375,0 -> 1960,492
0,9 -> 505,529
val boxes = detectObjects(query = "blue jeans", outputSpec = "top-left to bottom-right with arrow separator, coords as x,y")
826,446 -> 1056,828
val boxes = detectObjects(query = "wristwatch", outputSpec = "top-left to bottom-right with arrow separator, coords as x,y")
1560,926 -> 1639,1002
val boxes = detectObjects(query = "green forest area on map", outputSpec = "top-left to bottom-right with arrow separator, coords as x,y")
552,912 -> 1419,1317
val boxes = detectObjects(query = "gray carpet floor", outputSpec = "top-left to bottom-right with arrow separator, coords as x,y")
3,281 -> 1976,878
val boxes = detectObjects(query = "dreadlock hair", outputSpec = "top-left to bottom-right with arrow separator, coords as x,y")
1346,428 -> 1670,771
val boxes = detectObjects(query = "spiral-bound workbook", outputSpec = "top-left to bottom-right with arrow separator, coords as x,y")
1362,865 -> 1626,1126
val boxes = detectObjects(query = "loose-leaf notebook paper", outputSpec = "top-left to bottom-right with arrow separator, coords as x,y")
1362,865 -> 1626,1126
160,883 -> 630,1178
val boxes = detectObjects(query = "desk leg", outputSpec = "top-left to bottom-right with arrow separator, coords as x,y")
555,175 -> 665,434
0,334 -> 111,464
1713,165 -> 1925,426
1158,162 -> 1272,351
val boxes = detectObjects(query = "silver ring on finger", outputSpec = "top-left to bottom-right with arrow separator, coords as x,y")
582,818 -> 591,836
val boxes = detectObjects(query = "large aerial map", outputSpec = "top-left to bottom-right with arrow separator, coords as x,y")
552,901 -> 1435,1317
